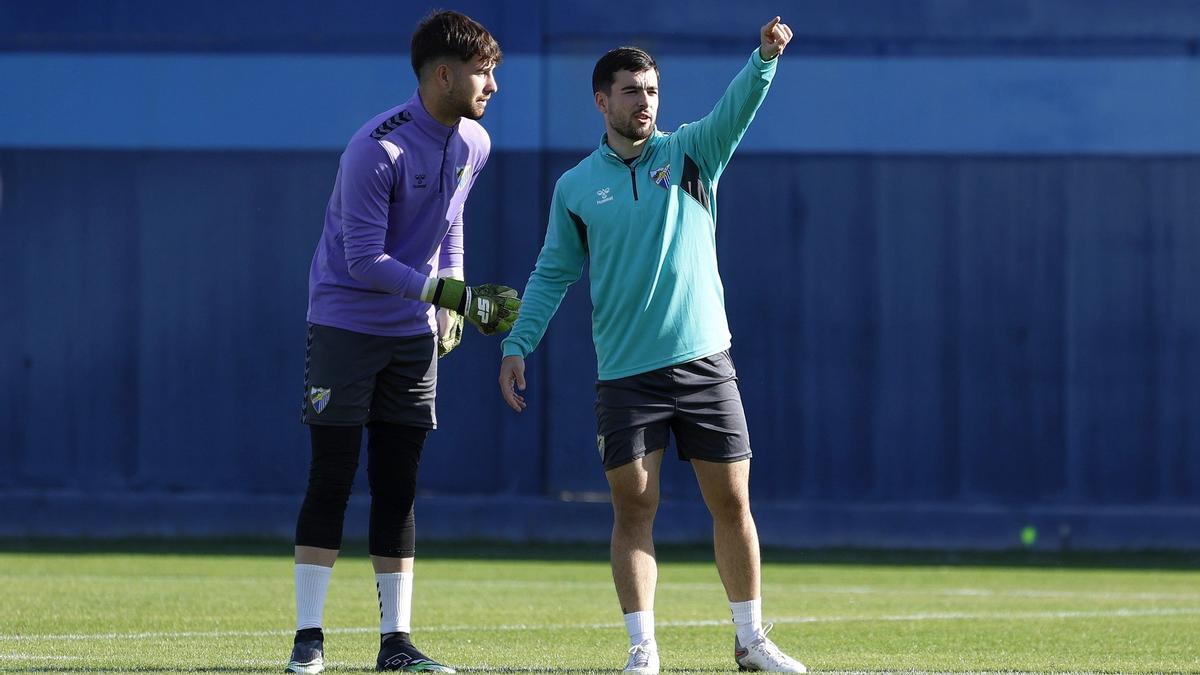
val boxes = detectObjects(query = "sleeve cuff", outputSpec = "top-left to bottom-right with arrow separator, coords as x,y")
752,47 -> 777,69
501,340 -> 527,359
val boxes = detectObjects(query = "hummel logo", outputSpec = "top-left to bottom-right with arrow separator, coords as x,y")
595,187 -> 613,204
370,110 -> 413,139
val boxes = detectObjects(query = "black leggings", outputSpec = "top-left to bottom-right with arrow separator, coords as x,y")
294,421 -> 428,557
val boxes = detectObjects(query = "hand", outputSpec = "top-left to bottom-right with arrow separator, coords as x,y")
436,308 -> 464,358
464,284 -> 521,335
425,278 -> 522,335
759,16 -> 793,60
499,355 -> 527,412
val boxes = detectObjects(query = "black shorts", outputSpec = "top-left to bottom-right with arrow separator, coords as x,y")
595,350 -> 752,471
301,323 -> 437,428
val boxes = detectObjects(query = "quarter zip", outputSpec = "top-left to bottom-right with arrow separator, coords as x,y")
438,125 -> 454,193
606,151 -> 642,202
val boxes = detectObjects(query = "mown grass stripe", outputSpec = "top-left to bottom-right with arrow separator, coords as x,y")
4,607 -> 1198,643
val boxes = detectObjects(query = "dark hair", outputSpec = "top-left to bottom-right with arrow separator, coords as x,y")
410,10 -> 503,77
592,47 -> 659,94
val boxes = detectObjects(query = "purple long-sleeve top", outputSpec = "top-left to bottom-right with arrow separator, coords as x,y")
307,91 -> 490,337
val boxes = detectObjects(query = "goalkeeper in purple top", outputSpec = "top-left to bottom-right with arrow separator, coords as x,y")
286,11 -> 519,675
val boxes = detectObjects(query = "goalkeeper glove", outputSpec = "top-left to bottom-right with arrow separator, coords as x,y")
424,278 -> 521,335
436,309 -> 464,357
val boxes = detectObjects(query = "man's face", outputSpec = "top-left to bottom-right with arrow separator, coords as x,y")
446,55 -> 499,120
599,68 -> 659,142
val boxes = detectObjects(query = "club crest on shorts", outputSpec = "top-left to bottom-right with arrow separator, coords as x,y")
309,386 -> 331,415
650,163 -> 671,190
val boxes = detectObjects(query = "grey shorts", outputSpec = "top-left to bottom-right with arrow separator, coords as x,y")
595,350 -> 752,471
301,323 -> 437,428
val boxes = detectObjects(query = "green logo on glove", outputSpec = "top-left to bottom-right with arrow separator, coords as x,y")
465,284 -> 521,335
427,278 -> 521,336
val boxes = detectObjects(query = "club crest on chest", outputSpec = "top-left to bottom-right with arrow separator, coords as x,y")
650,163 -> 671,190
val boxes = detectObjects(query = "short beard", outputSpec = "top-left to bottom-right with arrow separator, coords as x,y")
611,115 -> 653,142
455,97 -> 485,121
447,87 -> 486,121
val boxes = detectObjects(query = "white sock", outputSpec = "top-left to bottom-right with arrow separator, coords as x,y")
730,598 -> 764,645
376,572 -> 413,634
623,610 -> 655,647
295,564 -> 333,631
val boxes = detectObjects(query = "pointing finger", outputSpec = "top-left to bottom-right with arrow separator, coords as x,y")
761,16 -> 780,36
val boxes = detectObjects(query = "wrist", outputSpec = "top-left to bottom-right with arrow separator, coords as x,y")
425,277 -> 468,313
420,276 -> 438,302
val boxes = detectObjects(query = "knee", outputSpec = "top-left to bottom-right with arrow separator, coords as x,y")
305,426 -> 362,500
612,489 -> 659,526
706,490 -> 752,525
366,422 -> 426,498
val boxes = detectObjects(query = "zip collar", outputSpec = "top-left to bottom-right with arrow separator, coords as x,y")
402,90 -> 461,144
599,130 -> 664,167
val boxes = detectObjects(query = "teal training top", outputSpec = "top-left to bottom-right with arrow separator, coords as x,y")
501,50 -> 777,381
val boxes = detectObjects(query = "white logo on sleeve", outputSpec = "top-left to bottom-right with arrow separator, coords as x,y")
595,187 -> 613,204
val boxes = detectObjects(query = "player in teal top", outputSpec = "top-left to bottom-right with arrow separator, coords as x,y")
499,35 -> 774,380
499,17 -> 806,675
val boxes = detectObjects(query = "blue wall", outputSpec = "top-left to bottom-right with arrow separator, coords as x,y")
2,0 -> 1199,548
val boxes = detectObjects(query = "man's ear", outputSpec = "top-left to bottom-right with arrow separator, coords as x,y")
594,90 -> 607,114
433,61 -> 453,91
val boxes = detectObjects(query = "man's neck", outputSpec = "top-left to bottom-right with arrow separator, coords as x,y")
417,85 -> 460,128
605,128 -> 648,161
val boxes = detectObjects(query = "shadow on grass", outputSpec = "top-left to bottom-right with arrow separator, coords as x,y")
0,537 -> 1197,570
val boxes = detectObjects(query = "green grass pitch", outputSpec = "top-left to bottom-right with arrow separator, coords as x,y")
1,540 -> 1198,673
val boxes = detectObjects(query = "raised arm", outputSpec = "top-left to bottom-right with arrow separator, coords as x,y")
673,16 -> 792,178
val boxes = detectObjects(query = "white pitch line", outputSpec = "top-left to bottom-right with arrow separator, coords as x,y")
3,607 -> 1199,643
9,573 -> 1196,603
395,579 -> 1200,604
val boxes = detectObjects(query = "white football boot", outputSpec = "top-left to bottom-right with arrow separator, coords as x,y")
623,639 -> 660,674
734,624 -> 806,672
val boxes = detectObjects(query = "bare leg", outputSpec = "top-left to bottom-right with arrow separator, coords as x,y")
370,556 -> 414,573
295,546 -> 339,567
692,458 -> 759,602
605,449 -> 665,613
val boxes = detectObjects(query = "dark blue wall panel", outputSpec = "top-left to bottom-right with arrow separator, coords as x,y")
3,148 -> 1199,541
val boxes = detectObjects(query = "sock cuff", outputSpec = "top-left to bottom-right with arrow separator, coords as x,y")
730,598 -> 762,623
296,563 -> 333,577
730,598 -> 761,612
623,610 -> 656,645
375,571 -> 413,581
